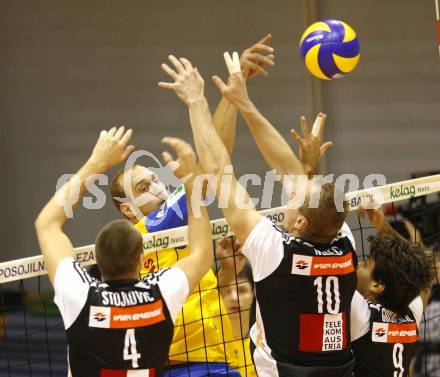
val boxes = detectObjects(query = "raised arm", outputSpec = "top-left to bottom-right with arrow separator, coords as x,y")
213,34 -> 275,155
359,204 -> 433,308
159,55 -> 262,244
215,83 -> 304,179
35,127 -> 134,284
358,204 -> 407,242
161,137 -> 213,293
212,57 -> 331,180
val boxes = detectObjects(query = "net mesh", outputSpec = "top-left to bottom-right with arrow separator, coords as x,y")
1,174 -> 439,377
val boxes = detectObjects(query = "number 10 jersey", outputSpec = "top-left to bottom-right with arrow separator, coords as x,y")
242,217 -> 358,376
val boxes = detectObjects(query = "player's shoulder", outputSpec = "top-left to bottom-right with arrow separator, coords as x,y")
140,268 -> 171,286
332,223 -> 356,250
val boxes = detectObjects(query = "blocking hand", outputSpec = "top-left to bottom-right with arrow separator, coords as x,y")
159,55 -> 205,106
89,126 -> 134,171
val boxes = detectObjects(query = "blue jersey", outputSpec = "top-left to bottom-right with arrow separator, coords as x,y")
144,184 -> 187,233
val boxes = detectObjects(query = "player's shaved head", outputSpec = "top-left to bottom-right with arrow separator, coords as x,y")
300,182 -> 348,242
95,219 -> 143,280
284,181 -> 348,244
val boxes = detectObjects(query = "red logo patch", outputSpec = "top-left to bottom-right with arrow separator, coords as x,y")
94,312 -> 107,322
296,260 -> 309,269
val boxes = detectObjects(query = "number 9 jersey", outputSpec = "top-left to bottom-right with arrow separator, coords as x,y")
351,292 -> 423,377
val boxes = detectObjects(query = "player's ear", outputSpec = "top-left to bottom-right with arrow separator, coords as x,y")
370,280 -> 385,295
138,252 -> 144,272
295,214 -> 309,231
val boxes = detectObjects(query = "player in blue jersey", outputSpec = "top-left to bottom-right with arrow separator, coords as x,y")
108,37 -> 275,376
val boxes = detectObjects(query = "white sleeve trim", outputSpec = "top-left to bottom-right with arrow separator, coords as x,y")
242,217 -> 285,282
409,296 -> 423,326
157,267 -> 189,323
53,257 -> 91,330
337,222 -> 356,251
350,291 -> 371,341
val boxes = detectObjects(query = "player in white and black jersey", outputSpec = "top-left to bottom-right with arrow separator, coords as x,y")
159,54 -> 356,376
35,128 -> 213,377
350,205 -> 434,377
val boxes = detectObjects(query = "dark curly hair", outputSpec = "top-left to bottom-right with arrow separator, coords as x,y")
369,234 -> 435,315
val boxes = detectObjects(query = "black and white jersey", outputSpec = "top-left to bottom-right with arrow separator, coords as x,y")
242,217 -> 357,377
351,292 -> 423,377
54,258 -> 189,377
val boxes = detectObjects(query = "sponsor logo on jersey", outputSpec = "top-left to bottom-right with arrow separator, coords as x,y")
89,307 -> 111,328
291,253 -> 354,276
94,312 -> 107,322
295,260 -> 309,270
372,322 -> 418,343
89,300 -> 165,329
299,312 -> 347,352
374,327 -> 386,337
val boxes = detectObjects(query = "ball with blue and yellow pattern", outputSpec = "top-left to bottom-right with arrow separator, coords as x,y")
299,19 -> 360,80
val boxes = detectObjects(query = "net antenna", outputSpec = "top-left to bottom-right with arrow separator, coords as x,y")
436,0 -> 440,56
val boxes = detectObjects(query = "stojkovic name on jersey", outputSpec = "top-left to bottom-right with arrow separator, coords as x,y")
102,290 -> 155,307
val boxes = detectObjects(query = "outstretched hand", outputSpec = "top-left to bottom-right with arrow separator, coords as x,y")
358,198 -> 386,232
290,113 -> 332,177
159,55 -> 205,106
241,34 -> 275,79
88,126 -> 134,171
212,52 -> 251,109
161,137 -> 197,182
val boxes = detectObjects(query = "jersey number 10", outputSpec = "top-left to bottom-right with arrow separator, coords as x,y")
313,276 -> 341,314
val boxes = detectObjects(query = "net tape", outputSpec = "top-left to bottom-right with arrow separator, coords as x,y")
1,174 -> 439,284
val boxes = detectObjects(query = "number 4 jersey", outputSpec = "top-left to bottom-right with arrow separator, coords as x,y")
53,258 -> 189,377
351,292 -> 423,377
242,217 -> 358,377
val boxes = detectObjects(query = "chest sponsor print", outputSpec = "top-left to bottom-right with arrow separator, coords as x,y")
89,300 -> 165,329
371,322 -> 418,344
291,254 -> 354,276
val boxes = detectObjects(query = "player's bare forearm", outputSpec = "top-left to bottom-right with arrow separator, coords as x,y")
376,218 -> 407,241
360,205 -> 407,242
35,161 -> 105,230
35,127 -> 134,284
239,101 -> 304,177
213,96 -> 238,156
188,97 -> 231,179
174,174 -> 213,293
35,161 -> 109,284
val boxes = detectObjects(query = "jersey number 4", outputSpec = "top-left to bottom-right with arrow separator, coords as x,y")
313,276 -> 340,314
124,329 -> 141,368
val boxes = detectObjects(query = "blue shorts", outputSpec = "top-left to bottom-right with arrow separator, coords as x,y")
164,362 -> 241,377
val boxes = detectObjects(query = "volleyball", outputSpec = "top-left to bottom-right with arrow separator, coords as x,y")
299,19 -> 360,80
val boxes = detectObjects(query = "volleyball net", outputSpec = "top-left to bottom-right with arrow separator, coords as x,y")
1,174 -> 439,377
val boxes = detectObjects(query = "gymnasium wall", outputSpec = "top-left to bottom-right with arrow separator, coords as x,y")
1,0 -> 439,261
